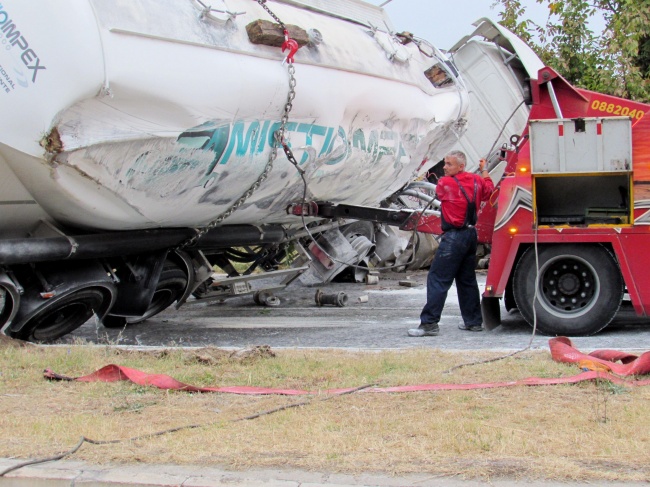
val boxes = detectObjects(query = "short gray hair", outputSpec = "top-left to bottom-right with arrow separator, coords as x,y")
446,150 -> 467,166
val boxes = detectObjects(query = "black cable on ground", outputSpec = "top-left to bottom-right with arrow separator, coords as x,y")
0,383 -> 375,478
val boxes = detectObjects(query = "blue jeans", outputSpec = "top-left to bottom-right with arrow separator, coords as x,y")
419,227 -> 482,326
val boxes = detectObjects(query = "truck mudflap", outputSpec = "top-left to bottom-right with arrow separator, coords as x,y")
481,296 -> 501,331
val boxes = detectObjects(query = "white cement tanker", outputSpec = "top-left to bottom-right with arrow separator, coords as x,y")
0,0 -> 469,341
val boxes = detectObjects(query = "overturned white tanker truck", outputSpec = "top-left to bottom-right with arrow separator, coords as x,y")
0,1 -> 532,342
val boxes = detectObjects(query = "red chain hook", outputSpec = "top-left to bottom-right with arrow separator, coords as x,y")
282,29 -> 299,64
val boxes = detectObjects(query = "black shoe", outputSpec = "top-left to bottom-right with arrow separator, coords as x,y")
458,323 -> 483,332
408,323 -> 440,337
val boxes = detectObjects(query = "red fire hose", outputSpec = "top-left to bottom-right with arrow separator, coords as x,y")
44,337 -> 650,395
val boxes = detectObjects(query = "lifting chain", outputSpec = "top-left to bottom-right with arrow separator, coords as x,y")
254,0 -> 286,30
178,0 -> 298,250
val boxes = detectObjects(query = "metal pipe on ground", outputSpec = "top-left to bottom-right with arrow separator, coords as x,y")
315,289 -> 348,307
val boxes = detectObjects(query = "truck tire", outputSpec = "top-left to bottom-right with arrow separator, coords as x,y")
513,244 -> 623,336
103,262 -> 187,328
13,287 -> 112,342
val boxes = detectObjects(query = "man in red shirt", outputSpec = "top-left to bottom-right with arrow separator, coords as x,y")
408,150 -> 494,337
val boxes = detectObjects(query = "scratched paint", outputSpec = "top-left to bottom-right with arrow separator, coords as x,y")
50,106 -> 464,229
116,119 -> 419,193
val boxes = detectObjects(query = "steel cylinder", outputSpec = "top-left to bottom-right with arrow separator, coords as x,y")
315,289 -> 348,307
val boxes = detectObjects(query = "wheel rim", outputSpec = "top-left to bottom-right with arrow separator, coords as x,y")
537,255 -> 599,318
30,289 -> 106,342
32,302 -> 91,342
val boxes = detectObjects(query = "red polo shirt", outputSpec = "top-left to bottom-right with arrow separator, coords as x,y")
436,171 -> 494,228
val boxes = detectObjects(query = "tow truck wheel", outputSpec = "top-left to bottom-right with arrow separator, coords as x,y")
513,244 -> 623,336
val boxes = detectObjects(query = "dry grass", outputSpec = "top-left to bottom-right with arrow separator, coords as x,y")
1,337 -> 650,482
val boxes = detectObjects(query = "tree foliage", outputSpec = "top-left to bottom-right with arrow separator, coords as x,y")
492,0 -> 650,102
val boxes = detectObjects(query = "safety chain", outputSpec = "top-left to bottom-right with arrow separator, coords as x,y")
278,63 -> 301,172
178,1 -> 298,249
254,0 -> 286,30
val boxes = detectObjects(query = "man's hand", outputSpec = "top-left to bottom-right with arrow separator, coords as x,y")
479,159 -> 490,179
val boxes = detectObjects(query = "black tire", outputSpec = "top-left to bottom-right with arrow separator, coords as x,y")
103,263 -> 187,328
101,314 -> 128,329
513,244 -> 623,336
12,288 -> 111,343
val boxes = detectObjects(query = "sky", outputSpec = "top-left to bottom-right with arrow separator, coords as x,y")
364,0 -> 596,51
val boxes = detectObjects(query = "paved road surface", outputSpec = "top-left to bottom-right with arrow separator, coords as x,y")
66,270 -> 650,351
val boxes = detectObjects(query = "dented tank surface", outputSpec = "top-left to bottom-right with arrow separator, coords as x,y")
0,0 -> 469,234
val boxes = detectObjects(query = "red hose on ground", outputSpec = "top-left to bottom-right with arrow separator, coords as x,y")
44,337 -> 650,395
549,336 -> 650,375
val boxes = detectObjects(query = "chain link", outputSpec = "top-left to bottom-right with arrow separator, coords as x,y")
254,0 -> 286,30
179,20 -> 297,249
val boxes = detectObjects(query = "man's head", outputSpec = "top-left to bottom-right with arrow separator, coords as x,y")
443,150 -> 466,177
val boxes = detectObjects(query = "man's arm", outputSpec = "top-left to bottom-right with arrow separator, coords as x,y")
478,158 -> 495,200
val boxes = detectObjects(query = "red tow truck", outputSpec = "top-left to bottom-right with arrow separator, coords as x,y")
419,66 -> 650,336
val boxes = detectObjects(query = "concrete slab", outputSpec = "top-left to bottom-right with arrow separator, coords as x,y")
2,459 -> 649,487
